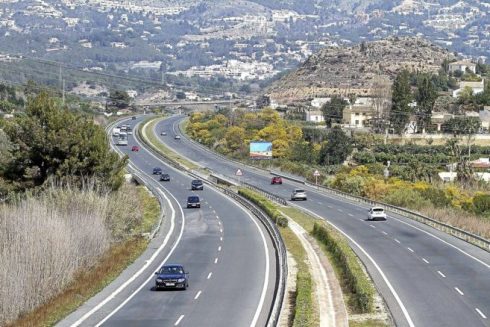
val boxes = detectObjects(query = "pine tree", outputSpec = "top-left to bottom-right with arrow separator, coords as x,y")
389,69 -> 413,135
321,95 -> 348,128
415,74 -> 437,133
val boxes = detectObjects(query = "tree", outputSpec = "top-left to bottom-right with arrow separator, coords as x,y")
389,69 -> 413,135
108,90 -> 130,111
321,95 -> 348,128
441,117 -> 480,137
318,126 -> 352,165
3,92 -> 127,191
415,74 -> 437,133
371,75 -> 392,133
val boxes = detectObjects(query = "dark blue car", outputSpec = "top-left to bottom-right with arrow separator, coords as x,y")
153,167 -> 162,175
154,264 -> 189,290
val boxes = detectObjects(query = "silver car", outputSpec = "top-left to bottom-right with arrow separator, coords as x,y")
291,189 -> 307,201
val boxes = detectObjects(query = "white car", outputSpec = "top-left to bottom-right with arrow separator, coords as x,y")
174,135 -> 181,140
368,207 -> 387,221
291,189 -> 307,201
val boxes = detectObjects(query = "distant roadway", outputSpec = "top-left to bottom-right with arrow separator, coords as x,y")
58,116 -> 277,327
156,115 -> 490,327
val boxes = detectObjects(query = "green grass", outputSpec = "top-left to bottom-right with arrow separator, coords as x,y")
8,184 -> 161,327
349,319 -> 389,327
279,226 -> 317,327
141,117 -> 200,170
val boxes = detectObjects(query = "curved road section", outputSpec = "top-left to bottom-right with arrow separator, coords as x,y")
58,116 -> 277,327
157,115 -> 490,327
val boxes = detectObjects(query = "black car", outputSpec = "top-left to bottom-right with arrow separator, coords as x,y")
160,173 -> 170,181
187,195 -> 201,208
154,264 -> 188,290
191,179 -> 204,190
153,167 -> 163,175
131,116 -> 136,120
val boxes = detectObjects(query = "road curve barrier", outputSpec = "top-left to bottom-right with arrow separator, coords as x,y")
138,117 -> 287,327
174,116 -> 490,253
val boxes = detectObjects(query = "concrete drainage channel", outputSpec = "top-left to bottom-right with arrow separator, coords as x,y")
135,117 -> 287,327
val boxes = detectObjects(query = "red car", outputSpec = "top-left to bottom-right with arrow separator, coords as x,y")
131,145 -> 140,152
271,176 -> 283,184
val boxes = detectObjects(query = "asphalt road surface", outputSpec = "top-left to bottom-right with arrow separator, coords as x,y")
156,115 -> 490,327
58,116 -> 277,327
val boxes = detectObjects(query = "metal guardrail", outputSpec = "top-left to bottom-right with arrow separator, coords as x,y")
138,117 -> 287,327
174,116 -> 490,252
242,181 -> 288,206
106,117 -> 166,240
300,180 -> 490,252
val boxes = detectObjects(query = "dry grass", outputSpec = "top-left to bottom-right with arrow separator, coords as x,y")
419,206 -> 490,239
0,182 -> 158,326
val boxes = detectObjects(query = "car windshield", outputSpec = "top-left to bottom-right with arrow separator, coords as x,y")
160,266 -> 184,274
373,208 -> 384,212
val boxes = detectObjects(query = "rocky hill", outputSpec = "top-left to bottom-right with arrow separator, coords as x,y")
267,36 -> 457,104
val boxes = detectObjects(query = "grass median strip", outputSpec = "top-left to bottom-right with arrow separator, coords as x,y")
238,188 -> 317,326
140,117 -> 200,170
8,185 -> 160,327
280,207 -> 390,327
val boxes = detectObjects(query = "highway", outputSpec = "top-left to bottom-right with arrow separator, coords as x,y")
157,115 -> 490,327
58,116 -> 277,327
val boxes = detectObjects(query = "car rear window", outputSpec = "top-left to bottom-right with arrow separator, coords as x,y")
373,208 -> 384,212
295,190 -> 305,193
188,196 -> 200,203
192,180 -> 202,184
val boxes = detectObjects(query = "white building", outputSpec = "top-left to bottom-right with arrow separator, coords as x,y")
453,80 -> 485,98
449,60 -> 477,74
306,110 -> 324,123
311,97 -> 331,108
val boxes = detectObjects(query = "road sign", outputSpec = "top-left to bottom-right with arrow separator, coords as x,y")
235,169 -> 243,176
313,170 -> 320,177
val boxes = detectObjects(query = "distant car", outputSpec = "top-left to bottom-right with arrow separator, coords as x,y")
187,195 -> 201,208
161,131 -> 167,136
160,173 -> 170,181
131,145 -> 139,152
271,176 -> 283,185
191,179 -> 204,190
368,207 -> 387,221
153,167 -> 163,175
154,264 -> 188,290
291,189 -> 307,201
132,116 -> 136,120
174,135 -> 181,140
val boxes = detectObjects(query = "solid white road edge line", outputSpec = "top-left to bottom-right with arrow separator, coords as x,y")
71,186 -> 182,326
93,188 -> 186,327
296,205 -> 415,327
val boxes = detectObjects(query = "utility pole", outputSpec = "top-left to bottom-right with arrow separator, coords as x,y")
59,64 -> 62,90
62,79 -> 65,105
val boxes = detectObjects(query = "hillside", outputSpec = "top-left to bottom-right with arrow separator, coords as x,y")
266,36 -> 457,103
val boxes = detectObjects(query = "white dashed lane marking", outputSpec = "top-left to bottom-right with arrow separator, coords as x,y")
454,287 -> 464,296
438,271 -> 446,278
194,291 -> 202,300
175,315 -> 184,326
207,272 -> 212,279
422,258 -> 429,264
475,308 -> 487,319
394,239 -> 401,244
218,246 -> 222,252
214,257 -> 218,264
407,247 -> 414,253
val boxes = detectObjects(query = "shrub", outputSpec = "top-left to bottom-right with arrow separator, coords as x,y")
418,188 -> 451,208
382,187 -> 431,210
472,194 -> 490,215
238,188 -> 288,227
312,223 -> 374,313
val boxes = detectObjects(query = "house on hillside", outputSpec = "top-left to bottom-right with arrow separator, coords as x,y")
343,105 -> 374,128
452,80 -> 485,98
306,110 -> 324,122
449,60 -> 477,74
